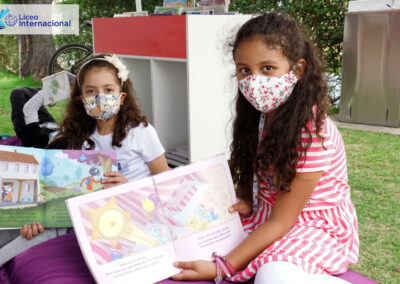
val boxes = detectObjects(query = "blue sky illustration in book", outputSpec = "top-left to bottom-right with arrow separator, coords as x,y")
0,145 -> 116,207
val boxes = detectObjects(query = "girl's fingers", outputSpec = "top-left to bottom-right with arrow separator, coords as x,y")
171,262 -> 197,280
26,227 -> 33,240
229,200 -> 251,216
228,203 -> 239,213
171,271 -> 193,281
173,261 -> 195,270
103,172 -> 120,178
32,223 -> 39,236
102,178 -> 123,185
20,224 -> 28,237
102,177 -> 115,184
102,172 -> 128,186
38,223 -> 44,233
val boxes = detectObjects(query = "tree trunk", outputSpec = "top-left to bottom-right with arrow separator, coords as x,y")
14,0 -> 55,81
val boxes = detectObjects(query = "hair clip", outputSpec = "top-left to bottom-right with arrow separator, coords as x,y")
103,54 -> 129,83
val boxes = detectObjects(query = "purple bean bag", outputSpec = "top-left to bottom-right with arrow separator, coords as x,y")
0,135 -> 22,146
0,233 -> 378,284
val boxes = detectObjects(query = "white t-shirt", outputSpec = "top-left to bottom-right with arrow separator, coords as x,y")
83,123 -> 165,182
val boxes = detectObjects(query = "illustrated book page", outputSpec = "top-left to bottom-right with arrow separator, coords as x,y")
0,145 -> 117,228
66,154 -> 245,284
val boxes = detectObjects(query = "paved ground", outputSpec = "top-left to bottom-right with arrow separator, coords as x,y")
330,114 -> 400,135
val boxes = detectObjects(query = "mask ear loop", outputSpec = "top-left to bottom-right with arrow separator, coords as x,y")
291,62 -> 305,80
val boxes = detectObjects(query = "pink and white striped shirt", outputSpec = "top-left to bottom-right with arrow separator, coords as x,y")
230,116 -> 359,282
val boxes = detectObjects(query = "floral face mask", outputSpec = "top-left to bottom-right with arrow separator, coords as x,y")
238,71 -> 298,113
82,93 -> 122,121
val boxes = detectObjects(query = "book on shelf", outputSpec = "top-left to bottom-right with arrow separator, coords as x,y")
154,6 -> 184,15
163,0 -> 187,7
66,154 -> 245,284
182,7 -> 213,14
114,11 -> 149,17
0,145 -> 117,229
197,0 -> 230,14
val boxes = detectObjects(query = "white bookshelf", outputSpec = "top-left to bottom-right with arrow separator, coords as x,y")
93,15 -> 251,163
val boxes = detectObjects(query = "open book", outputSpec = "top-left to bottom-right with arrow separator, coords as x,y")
42,71 -> 76,106
66,155 -> 245,284
0,145 -> 117,228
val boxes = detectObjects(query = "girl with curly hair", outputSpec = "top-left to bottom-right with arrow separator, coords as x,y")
172,12 -> 358,284
19,54 -> 169,241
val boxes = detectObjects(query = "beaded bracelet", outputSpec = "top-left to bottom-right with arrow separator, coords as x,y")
213,253 -> 231,278
220,255 -> 237,275
212,252 -> 237,280
214,261 -> 223,284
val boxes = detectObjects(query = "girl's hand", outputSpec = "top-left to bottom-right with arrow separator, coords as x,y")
171,260 -> 216,281
229,198 -> 252,219
20,222 -> 44,240
102,172 -> 128,189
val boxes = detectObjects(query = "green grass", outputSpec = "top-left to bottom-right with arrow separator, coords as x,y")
0,70 -> 67,136
341,128 -> 400,283
1,70 -> 399,282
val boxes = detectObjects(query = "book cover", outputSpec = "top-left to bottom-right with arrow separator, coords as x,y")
0,145 -> 117,228
66,154 -> 245,284
154,6 -> 183,15
42,71 -> 76,106
163,0 -> 187,7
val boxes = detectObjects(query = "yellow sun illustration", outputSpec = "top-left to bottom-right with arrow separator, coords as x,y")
85,197 -> 159,248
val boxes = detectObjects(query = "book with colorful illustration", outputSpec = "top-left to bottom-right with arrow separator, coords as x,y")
163,0 -> 187,7
0,145 -> 117,228
154,6 -> 183,15
41,71 -> 76,106
66,155 -> 245,284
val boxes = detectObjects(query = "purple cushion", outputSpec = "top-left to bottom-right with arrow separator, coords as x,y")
0,136 -> 22,146
0,233 -> 377,284
1,233 -> 95,284
335,269 -> 379,284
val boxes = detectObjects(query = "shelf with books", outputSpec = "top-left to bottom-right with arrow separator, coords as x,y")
92,15 -> 251,165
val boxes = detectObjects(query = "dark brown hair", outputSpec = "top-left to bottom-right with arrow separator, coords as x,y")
229,13 -> 330,204
53,54 -> 147,150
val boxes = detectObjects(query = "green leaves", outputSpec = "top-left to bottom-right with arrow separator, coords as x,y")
230,0 -> 350,75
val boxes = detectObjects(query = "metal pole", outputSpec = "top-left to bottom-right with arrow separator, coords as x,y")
135,0 -> 142,12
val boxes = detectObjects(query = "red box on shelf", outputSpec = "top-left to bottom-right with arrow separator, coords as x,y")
93,15 -> 186,59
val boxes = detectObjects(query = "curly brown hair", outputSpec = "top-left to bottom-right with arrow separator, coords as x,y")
229,13 -> 330,204
53,54 -> 148,150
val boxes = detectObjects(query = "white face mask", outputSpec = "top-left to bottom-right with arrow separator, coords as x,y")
238,71 -> 298,113
82,93 -> 122,121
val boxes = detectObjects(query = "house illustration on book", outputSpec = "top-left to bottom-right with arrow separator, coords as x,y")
0,150 -> 40,205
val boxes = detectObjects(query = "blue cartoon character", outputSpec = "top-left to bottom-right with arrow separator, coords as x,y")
80,162 -> 102,191
148,225 -> 169,245
195,204 -> 218,222
2,185 -> 13,203
110,249 -> 124,261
